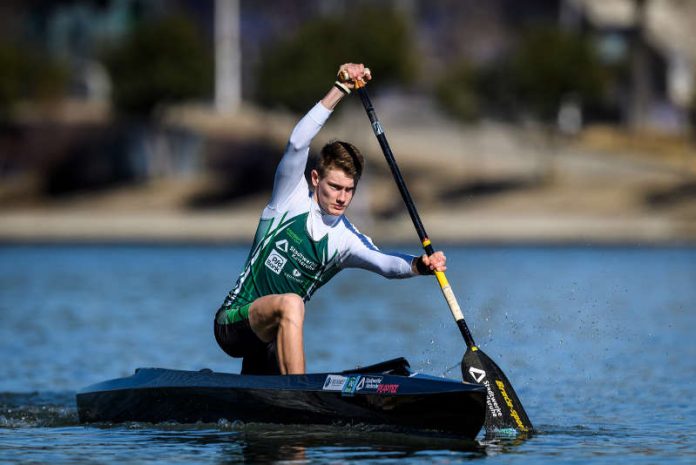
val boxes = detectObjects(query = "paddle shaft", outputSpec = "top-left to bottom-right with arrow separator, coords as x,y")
357,87 -> 476,348
355,84 -> 533,434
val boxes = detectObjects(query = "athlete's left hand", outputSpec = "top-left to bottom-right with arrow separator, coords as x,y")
416,251 -> 447,274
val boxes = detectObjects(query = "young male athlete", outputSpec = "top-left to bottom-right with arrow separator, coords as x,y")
215,63 -> 447,375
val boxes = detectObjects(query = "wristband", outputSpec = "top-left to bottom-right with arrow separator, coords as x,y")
334,81 -> 351,95
415,256 -> 433,275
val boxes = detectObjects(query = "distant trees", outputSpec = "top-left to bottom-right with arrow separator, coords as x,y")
435,62 -> 480,122
0,42 -> 67,120
511,27 -> 607,122
103,15 -> 213,117
254,6 -> 417,112
437,26 -> 609,124
97,9 -> 610,126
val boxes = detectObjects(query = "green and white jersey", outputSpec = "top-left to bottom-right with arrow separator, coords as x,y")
224,102 -> 416,312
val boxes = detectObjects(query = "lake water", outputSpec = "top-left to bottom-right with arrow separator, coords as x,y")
1,244 -> 694,464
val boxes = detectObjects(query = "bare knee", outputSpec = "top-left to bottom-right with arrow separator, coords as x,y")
249,293 -> 305,342
277,294 -> 304,325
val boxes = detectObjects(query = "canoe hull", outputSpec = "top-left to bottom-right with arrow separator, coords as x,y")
76,362 -> 486,439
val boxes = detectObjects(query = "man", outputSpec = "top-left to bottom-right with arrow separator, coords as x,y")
215,63 -> 446,375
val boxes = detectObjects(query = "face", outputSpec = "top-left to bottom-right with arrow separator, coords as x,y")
311,168 -> 356,216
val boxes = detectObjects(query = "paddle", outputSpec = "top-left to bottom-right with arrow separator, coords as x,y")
353,81 -> 533,434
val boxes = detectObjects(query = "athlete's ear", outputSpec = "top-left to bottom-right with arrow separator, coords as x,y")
310,169 -> 320,189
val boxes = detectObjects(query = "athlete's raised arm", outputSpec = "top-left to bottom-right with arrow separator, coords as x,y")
268,63 -> 371,210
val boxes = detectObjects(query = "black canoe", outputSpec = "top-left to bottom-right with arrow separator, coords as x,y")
76,358 -> 486,439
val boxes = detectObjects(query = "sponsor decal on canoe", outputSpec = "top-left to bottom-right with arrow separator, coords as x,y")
324,375 -> 396,396
356,376 -> 383,391
376,383 -> 399,394
342,375 -> 360,396
322,375 -> 347,391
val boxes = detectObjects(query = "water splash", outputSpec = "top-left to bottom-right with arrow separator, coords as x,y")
0,392 -> 78,428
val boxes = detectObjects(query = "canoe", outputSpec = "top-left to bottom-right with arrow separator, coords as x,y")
76,358 -> 486,439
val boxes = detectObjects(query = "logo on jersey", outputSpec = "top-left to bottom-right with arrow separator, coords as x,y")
275,239 -> 289,252
292,269 -> 302,277
289,245 -> 318,271
265,249 -> 287,275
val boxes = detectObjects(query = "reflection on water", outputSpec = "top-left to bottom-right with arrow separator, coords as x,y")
234,424 -> 485,463
1,244 -> 695,464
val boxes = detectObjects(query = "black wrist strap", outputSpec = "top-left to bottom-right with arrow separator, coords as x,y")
415,256 -> 432,275
334,81 -> 351,95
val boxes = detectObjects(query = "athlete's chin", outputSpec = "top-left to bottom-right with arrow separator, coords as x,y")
329,205 -> 346,215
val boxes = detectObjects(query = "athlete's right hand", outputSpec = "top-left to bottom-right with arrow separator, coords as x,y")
337,63 -> 371,89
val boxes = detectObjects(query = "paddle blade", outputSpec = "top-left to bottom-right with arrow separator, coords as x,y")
462,347 -> 533,434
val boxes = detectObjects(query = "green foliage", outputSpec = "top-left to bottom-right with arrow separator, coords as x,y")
255,7 -> 417,112
435,62 -> 480,122
436,26 -> 607,123
0,42 -> 67,119
510,26 -> 606,121
104,15 -> 213,117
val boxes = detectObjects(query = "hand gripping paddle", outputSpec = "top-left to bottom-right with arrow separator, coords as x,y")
351,75 -> 533,434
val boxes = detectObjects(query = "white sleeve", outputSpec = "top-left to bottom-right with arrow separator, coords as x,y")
341,227 -> 417,279
267,102 -> 333,211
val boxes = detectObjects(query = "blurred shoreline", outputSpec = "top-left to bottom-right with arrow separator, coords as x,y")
2,97 -> 696,246
1,208 -> 694,246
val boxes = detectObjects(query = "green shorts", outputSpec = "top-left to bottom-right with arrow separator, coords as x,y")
215,301 -> 251,325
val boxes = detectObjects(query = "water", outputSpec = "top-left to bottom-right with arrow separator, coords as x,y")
1,244 -> 694,464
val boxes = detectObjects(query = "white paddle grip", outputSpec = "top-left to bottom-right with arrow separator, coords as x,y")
441,285 -> 464,322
